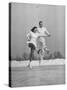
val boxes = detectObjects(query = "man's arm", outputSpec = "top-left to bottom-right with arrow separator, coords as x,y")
45,28 -> 51,37
37,28 -> 47,37
38,33 -> 47,37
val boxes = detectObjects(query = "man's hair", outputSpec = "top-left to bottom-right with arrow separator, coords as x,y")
31,26 -> 37,32
39,21 -> 43,24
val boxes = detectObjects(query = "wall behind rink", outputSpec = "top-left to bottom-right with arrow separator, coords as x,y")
11,3 -> 65,58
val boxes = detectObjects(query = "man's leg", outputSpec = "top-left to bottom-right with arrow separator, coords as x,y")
42,41 -> 49,54
37,43 -> 44,64
44,47 -> 49,54
38,49 -> 44,64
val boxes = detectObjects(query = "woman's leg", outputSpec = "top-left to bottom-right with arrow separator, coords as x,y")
30,48 -> 34,68
30,48 -> 32,62
28,43 -> 35,68
30,48 -> 34,60
28,48 -> 32,68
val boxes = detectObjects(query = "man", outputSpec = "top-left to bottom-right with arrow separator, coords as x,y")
37,21 -> 51,62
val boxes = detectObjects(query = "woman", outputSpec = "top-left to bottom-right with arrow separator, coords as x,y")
27,26 -> 39,68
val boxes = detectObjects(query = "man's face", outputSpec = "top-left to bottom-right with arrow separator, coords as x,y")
39,22 -> 43,28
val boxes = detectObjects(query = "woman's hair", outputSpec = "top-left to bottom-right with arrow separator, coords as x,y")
31,26 -> 37,32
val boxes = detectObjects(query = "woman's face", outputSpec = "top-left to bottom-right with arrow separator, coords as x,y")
34,28 -> 37,33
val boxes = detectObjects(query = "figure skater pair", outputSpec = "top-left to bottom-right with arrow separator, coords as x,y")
27,21 -> 51,68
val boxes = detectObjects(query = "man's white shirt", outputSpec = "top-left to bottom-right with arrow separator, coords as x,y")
37,27 -> 49,37
37,27 -> 49,48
